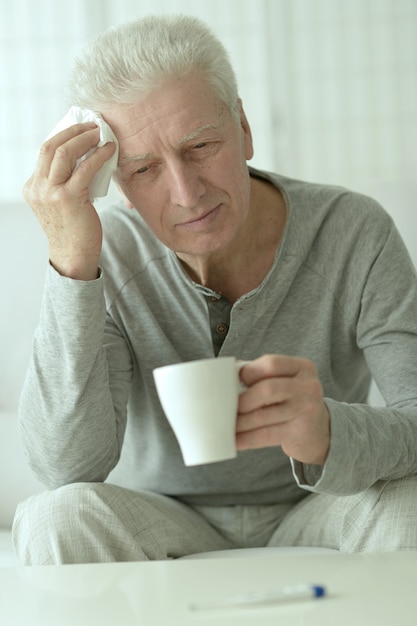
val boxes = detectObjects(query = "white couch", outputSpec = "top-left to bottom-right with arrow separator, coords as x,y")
0,205 -> 46,565
1,182 -> 415,566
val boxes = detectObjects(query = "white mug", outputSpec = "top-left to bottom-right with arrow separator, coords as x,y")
153,357 -> 247,466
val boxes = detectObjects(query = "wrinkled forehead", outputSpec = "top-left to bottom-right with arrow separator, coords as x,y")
118,122 -> 229,167
101,71 -> 233,155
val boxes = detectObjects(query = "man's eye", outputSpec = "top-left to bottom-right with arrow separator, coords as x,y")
193,142 -> 208,149
135,165 -> 150,175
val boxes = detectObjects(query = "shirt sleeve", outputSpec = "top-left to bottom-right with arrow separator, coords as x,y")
291,220 -> 417,495
19,264 -> 133,488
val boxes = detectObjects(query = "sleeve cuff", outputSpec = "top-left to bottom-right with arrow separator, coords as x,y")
291,458 -> 326,491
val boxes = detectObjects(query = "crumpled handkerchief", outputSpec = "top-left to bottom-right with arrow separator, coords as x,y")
46,106 -> 119,200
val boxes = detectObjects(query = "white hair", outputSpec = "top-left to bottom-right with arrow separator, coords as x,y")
66,14 -> 240,117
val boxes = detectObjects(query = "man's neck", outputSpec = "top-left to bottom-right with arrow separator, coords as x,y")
177,176 -> 287,303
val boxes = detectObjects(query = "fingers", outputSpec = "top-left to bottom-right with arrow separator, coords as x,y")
236,354 -> 330,464
47,126 -> 101,184
22,121 -> 116,281
239,354 -> 309,387
238,375 -> 296,415
68,140 -> 116,194
24,123 -> 116,210
238,355 -> 319,414
236,419 -> 289,451
237,375 -> 321,434
34,122 -> 97,179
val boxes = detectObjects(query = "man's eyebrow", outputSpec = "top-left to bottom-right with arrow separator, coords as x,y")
118,152 -> 151,167
118,124 -> 220,167
179,124 -> 220,145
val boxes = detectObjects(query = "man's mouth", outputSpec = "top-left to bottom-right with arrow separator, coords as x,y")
177,205 -> 221,230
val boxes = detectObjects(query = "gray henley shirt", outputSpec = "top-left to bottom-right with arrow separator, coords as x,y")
19,169 -> 417,506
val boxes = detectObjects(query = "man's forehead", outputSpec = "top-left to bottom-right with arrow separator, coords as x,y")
118,122 -> 224,166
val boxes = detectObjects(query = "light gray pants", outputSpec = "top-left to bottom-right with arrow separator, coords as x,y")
13,476 -> 417,565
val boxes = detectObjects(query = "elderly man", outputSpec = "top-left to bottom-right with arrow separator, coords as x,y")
14,14 -> 417,564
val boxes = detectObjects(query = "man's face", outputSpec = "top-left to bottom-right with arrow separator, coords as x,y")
103,71 -> 254,259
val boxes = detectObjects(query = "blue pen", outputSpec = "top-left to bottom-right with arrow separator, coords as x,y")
190,583 -> 327,611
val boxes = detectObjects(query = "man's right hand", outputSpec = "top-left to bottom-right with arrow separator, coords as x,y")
23,123 -> 117,281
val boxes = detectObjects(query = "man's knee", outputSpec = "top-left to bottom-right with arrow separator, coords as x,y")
14,482 -> 106,530
12,482 -> 226,564
270,476 -> 417,553
342,476 -> 417,551
12,482 -> 115,565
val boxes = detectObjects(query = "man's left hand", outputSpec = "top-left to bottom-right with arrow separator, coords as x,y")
237,355 -> 330,465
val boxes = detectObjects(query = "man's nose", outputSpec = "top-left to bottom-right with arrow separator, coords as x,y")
167,158 -> 206,208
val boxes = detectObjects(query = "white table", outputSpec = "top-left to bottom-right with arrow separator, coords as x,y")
1,551 -> 416,625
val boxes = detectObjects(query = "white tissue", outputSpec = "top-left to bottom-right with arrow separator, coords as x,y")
46,106 -> 119,200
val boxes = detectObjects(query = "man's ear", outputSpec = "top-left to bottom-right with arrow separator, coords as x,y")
237,99 -> 254,161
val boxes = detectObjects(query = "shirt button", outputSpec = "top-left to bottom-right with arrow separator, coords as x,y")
216,323 -> 228,335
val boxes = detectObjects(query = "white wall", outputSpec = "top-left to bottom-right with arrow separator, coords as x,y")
265,0 -> 417,189
1,0 -> 416,201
